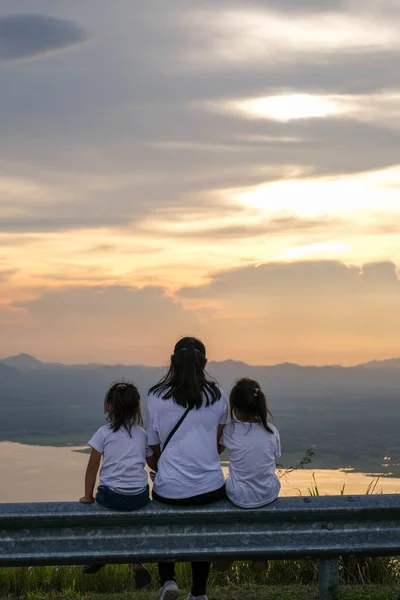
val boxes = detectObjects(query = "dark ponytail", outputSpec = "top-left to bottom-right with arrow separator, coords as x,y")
149,337 -> 221,409
104,382 -> 143,434
229,378 -> 274,434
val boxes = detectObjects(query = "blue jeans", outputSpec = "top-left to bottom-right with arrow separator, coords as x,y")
96,485 -> 150,511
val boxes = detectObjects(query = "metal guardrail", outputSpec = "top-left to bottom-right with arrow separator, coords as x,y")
1,494 -> 400,599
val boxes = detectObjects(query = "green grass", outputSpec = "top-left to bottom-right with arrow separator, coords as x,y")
0,559 -> 399,598
1,586 -> 400,600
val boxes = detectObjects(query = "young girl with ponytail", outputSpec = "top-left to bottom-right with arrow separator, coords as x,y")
147,337 -> 227,600
79,382 -> 156,588
220,378 -> 281,509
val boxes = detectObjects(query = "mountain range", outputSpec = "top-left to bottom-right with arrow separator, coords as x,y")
2,352 -> 400,370
1,353 -> 400,475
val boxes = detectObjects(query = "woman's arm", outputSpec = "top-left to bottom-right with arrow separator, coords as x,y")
146,453 -> 159,472
147,402 -> 161,470
80,449 -> 101,503
217,424 -> 225,455
150,444 -> 161,459
148,444 -> 161,472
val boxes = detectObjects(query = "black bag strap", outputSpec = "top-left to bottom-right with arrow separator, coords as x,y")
161,407 -> 191,454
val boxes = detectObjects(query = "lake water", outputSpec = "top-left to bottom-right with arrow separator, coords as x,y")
1,441 -> 399,503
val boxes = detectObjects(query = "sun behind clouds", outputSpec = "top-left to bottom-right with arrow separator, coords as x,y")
0,0 -> 399,364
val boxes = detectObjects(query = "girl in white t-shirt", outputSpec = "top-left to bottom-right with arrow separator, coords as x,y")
79,382 -> 157,588
220,378 -> 281,509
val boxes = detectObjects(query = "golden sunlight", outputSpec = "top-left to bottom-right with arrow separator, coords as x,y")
229,91 -> 400,126
232,166 -> 400,219
233,94 -> 345,122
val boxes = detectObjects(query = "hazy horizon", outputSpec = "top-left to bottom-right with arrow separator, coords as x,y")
2,351 -> 400,369
1,1 -> 400,366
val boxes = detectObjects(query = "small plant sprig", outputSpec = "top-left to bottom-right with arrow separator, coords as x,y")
277,447 -> 316,481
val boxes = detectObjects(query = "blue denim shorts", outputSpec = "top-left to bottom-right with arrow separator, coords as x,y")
96,485 -> 150,511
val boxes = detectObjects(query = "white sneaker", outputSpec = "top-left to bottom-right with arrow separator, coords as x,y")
160,580 -> 179,600
185,595 -> 208,600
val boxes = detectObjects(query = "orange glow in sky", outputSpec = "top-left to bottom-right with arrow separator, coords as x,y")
1,2 -> 399,365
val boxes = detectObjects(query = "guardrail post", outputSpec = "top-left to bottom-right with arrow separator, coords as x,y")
318,558 -> 339,600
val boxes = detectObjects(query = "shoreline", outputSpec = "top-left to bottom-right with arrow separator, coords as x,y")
1,441 -> 400,502
1,440 -> 397,477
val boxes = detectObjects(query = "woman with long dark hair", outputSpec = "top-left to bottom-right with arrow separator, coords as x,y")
147,337 -> 227,600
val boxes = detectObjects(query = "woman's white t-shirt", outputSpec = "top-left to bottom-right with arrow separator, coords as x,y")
221,420 -> 281,508
147,389 -> 228,499
88,424 -> 153,494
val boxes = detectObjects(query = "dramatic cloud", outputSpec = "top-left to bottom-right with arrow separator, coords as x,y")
0,14 -> 87,61
179,261 -> 400,365
0,0 -> 399,362
188,5 -> 400,69
1,259 -> 400,366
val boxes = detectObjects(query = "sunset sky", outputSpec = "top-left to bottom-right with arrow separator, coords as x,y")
1,0 -> 400,366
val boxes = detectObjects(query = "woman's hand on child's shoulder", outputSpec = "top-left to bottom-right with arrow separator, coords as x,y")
79,495 -> 95,504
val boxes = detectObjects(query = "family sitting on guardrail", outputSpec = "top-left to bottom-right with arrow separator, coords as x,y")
79,337 -> 281,600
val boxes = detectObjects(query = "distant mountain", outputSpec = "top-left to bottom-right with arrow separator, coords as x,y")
2,353 -> 400,371
0,363 -> 16,377
357,358 -> 400,369
1,354 -> 400,475
0,353 -> 43,369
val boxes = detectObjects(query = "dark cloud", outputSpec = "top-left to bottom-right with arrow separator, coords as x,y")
0,207 -> 129,233
0,1 -> 398,235
179,260 -> 400,298
2,260 -> 400,364
162,0 -> 343,12
2,113 -> 400,232
0,14 -> 87,61
226,0 -> 342,10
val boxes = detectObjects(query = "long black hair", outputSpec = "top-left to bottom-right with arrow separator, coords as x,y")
104,382 -> 143,433
148,337 -> 221,409
229,377 -> 274,434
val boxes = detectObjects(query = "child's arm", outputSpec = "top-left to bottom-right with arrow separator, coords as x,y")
80,449 -> 101,503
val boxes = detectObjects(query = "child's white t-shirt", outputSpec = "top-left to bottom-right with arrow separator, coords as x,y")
88,424 -> 153,494
221,420 -> 281,508
147,390 -> 228,499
